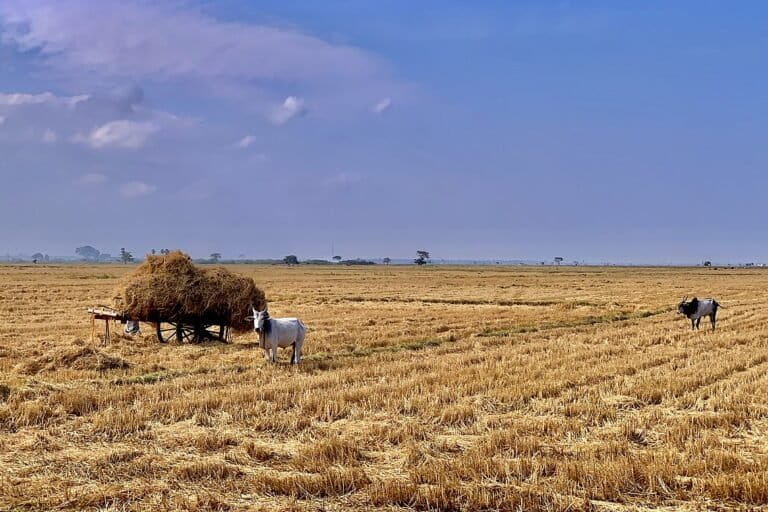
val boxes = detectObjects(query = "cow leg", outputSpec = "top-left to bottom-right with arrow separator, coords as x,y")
294,328 -> 305,364
294,339 -> 304,364
691,318 -> 695,330
696,317 -> 701,330
263,347 -> 271,362
290,342 -> 296,364
271,340 -> 278,363
711,313 -> 716,330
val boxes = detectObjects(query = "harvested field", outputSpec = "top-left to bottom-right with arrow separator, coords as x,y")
1,264 -> 767,511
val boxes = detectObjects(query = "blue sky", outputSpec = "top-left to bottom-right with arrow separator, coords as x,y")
1,1 -> 766,263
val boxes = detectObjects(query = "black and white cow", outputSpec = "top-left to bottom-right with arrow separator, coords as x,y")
677,296 -> 721,330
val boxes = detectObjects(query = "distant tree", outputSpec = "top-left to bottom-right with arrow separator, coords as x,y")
303,259 -> 334,265
332,255 -> 342,263
210,252 -> 222,263
120,248 -> 134,264
151,249 -> 157,255
160,249 -> 170,255
415,250 -> 430,266
44,254 -> 50,262
75,245 -> 101,261
31,252 -> 44,262
383,257 -> 391,265
283,255 -> 299,265
341,258 -> 376,266
554,257 -> 564,266
703,260 -> 712,267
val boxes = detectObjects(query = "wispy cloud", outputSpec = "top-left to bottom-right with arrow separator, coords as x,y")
0,91 -> 89,108
0,87 -> 187,150
120,181 -> 156,198
372,97 -> 392,114
78,173 -> 107,185
271,96 -> 307,125
0,1 -> 388,100
236,135 -> 257,149
76,120 -> 158,149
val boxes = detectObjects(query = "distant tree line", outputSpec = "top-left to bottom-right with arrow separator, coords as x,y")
17,246 -> 434,267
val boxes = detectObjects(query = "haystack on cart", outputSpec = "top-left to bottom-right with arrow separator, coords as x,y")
92,251 -> 266,345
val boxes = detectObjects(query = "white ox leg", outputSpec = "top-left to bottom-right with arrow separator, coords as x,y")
293,327 -> 305,364
260,331 -> 271,362
293,341 -> 302,364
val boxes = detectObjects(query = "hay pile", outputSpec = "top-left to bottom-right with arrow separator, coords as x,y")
118,251 -> 266,332
17,346 -> 131,374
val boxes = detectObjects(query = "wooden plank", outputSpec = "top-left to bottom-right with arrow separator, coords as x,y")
86,306 -> 126,322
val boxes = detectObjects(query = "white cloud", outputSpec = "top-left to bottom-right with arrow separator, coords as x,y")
120,181 -> 156,198
0,1 -> 385,92
0,91 -> 88,108
78,120 -> 158,149
78,173 -> 107,185
271,96 -> 307,125
42,128 -> 57,143
236,135 -> 257,149
372,97 -> 392,114
0,88 -> 187,149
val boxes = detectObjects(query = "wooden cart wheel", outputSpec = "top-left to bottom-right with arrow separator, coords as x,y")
155,322 -> 229,343
156,321 -> 184,343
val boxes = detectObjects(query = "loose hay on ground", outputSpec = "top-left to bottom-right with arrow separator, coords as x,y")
15,346 -> 131,374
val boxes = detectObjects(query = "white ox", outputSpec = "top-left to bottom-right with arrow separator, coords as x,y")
247,307 -> 306,364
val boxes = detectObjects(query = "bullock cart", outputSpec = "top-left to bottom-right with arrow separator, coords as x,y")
86,305 -> 232,343
112,251 -> 266,344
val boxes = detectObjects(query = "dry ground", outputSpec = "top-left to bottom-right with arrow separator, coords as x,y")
1,264 -> 767,511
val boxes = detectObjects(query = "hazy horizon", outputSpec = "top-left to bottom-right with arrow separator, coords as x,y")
2,1 -> 767,264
